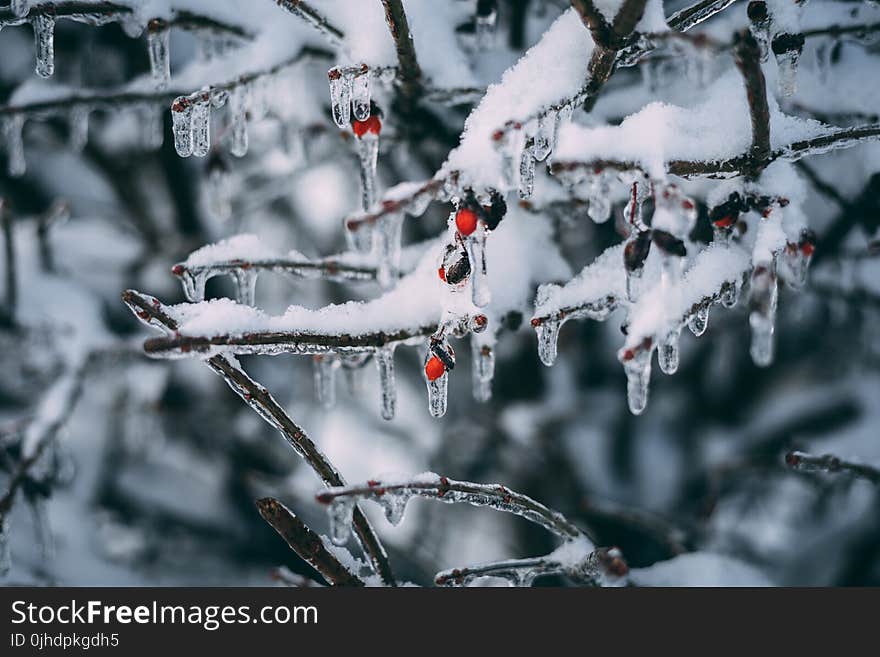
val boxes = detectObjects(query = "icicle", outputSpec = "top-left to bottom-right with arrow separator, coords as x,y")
375,345 -> 396,420
518,144 -> 535,199
3,114 -> 26,177
142,105 -> 164,150
231,267 -> 257,306
68,105 -> 89,152
379,491 -> 412,526
658,329 -> 680,375
532,110 -> 556,162
471,341 -> 494,402
466,227 -> 491,308
329,69 -> 352,128
351,72 -> 371,122
191,99 -> 211,157
622,347 -> 652,415
587,173 -> 612,223
147,24 -> 171,90
536,317 -> 561,367
493,129 -> 520,189
375,211 -> 403,289
688,304 -> 709,336
206,166 -> 232,222
248,76 -> 270,121
327,496 -> 356,545
426,367 -> 448,418
180,269 -> 207,302
814,40 -> 832,84
229,85 -> 249,157
32,14 -> 54,78
11,0 -> 30,18
171,100 -> 194,157
313,355 -> 337,409
776,49 -> 800,97
356,134 -> 379,212
346,221 -> 375,253
749,266 -> 778,367
626,267 -> 642,303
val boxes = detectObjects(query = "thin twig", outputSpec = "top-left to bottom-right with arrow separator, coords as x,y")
273,0 -> 344,45
380,0 -> 423,100
785,451 -> 880,485
733,30 -> 771,178
256,497 -> 366,586
121,290 -> 397,586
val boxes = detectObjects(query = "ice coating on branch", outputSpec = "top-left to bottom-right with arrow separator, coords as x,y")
11,0 -> 30,19
147,24 -> 171,90
553,71 -> 832,179
32,14 -> 54,78
2,114 -> 26,177
446,9 -> 594,190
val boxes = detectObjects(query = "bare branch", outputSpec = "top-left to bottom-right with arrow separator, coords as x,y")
733,30 -> 771,178
1,199 -> 15,326
785,451 -> 880,485
570,1 -> 616,49
316,474 -> 590,542
272,0 -> 344,45
0,1 -> 131,26
256,497 -> 366,586
121,290 -> 397,586
666,0 -> 738,32
380,0 -> 423,99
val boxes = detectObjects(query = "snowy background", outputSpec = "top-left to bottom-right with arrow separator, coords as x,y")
1,0 -> 879,587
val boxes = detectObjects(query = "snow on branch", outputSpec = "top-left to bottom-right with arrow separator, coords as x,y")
121,289 -> 397,586
256,497 -> 366,586
785,451 -> 880,485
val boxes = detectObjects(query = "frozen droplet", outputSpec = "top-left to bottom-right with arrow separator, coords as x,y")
427,369 -> 448,418
229,85 -> 249,157
532,110 -> 556,162
536,318 -> 561,367
380,491 -> 411,526
688,304 -> 709,337
518,145 -> 535,199
231,267 -> 258,306
776,48 -> 800,97
11,0 -> 29,18
68,105 -> 89,152
658,329 -> 680,375
329,69 -> 352,128
147,25 -> 171,90
375,345 -> 396,420
180,269 -> 207,302
356,134 -> 379,212
313,355 -> 337,409
622,348 -> 652,415
3,114 -> 26,177
721,281 -> 739,308
466,228 -> 491,307
374,212 -> 403,289
191,100 -> 211,157
471,341 -> 494,402
32,14 -> 54,78
171,100 -> 194,157
351,73 -> 371,122
327,496 -> 356,545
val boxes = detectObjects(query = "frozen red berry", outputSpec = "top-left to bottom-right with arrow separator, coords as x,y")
438,267 -> 446,282
455,208 -> 478,236
712,215 -> 736,229
352,115 -> 381,138
425,355 -> 446,381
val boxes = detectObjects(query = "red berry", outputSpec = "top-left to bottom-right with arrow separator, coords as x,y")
171,264 -> 185,276
713,215 -> 736,229
352,115 -> 381,138
438,267 -> 446,282
800,242 -> 815,257
425,355 -> 446,381
455,208 -> 478,236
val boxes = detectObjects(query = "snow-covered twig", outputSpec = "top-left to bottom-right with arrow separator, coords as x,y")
256,497 -> 366,586
121,289 -> 397,586
785,451 -> 880,485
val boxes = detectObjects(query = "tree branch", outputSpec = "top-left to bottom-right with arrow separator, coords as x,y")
272,0 -> 344,45
121,289 -> 397,586
733,29 -> 771,178
785,451 -> 880,485
380,0 -> 423,100
256,497 -> 366,586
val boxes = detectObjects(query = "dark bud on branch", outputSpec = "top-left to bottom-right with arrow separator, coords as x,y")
624,230 -> 653,272
430,340 -> 456,371
651,229 -> 687,257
